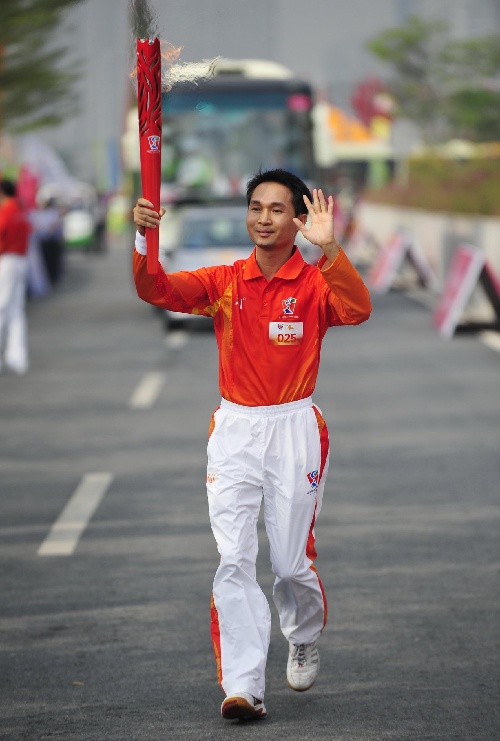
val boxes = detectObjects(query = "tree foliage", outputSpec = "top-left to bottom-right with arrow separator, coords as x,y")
441,36 -> 500,142
368,16 -> 500,143
0,0 -> 84,133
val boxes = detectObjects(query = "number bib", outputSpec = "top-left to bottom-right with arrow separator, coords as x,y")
269,322 -> 303,346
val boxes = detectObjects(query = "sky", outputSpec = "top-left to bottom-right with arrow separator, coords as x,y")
32,0 -> 500,185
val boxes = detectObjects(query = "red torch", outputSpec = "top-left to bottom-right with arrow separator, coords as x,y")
136,37 -> 162,274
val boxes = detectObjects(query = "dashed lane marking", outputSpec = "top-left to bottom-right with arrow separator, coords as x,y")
37,472 -> 113,556
164,330 -> 189,349
128,371 -> 166,409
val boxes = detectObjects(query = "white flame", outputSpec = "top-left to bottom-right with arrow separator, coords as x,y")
131,39 -> 219,93
163,58 -> 220,91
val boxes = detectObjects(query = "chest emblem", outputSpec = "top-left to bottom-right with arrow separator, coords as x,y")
282,296 -> 297,316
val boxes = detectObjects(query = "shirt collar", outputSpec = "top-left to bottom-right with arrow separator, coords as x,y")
243,246 -> 306,281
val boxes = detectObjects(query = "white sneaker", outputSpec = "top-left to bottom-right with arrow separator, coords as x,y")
221,692 -> 267,720
287,641 -> 319,691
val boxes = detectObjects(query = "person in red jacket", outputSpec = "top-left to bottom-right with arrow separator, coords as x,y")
133,169 -> 371,721
0,179 -> 32,374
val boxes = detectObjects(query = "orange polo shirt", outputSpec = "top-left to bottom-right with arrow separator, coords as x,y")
133,245 -> 371,406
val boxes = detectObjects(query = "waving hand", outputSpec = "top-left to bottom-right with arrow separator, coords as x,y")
293,189 -> 341,265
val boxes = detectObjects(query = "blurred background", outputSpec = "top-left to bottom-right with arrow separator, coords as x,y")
10,0 -> 500,182
1,0 -> 500,270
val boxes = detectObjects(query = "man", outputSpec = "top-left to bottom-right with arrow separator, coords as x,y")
133,169 -> 371,721
32,196 -> 65,286
0,179 -> 32,374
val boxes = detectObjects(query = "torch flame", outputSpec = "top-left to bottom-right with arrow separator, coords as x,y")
131,39 -> 218,93
159,41 -> 183,92
160,41 -> 183,65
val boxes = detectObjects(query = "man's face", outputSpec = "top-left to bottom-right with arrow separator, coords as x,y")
246,182 -> 306,251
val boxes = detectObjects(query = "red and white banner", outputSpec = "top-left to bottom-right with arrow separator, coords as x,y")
433,244 -> 500,339
367,230 -> 437,295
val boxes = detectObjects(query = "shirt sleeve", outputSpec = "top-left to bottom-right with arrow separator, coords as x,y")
132,236 -> 218,316
318,248 -> 372,326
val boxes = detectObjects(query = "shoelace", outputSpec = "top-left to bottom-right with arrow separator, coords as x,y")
293,643 -> 307,666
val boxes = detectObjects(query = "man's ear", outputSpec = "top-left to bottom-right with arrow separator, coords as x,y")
297,213 -> 307,226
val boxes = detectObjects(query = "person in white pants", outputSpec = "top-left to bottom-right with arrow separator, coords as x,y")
132,168 -> 371,720
207,397 -> 330,706
0,180 -> 31,375
0,253 -> 29,373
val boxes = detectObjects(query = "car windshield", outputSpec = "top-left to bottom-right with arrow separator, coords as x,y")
181,216 -> 251,249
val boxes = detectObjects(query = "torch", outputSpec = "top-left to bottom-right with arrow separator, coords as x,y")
136,37 -> 162,274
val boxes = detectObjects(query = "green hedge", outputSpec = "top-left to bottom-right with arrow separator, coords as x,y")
363,156 -> 500,216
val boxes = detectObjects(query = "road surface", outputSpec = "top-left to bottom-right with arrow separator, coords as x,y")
1,238 -> 499,740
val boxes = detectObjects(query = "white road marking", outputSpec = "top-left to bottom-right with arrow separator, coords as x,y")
480,331 -> 500,353
165,330 -> 189,349
128,371 -> 166,409
37,472 -> 113,556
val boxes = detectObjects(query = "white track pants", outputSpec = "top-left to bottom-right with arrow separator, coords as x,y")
207,397 -> 330,700
0,254 -> 28,373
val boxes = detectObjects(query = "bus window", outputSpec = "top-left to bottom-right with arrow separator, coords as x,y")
161,78 -> 316,202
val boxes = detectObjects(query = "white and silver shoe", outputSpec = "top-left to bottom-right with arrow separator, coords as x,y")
287,641 -> 319,691
221,692 -> 267,720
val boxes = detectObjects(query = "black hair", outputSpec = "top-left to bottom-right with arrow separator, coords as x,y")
0,179 -> 16,198
246,169 -> 312,217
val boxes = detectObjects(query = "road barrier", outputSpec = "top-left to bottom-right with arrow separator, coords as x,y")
353,202 -> 500,339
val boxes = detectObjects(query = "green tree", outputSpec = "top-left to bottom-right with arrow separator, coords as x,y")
368,16 -> 500,143
368,15 -> 448,143
440,36 -> 500,142
0,0 -> 84,133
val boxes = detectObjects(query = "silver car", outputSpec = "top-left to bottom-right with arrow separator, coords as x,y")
159,204 -> 252,329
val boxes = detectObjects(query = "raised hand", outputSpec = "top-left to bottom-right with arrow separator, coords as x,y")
293,189 -> 340,264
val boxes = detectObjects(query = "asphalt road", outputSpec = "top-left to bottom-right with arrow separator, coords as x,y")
1,237 -> 499,741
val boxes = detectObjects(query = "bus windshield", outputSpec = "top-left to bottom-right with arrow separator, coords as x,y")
161,78 -> 315,201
